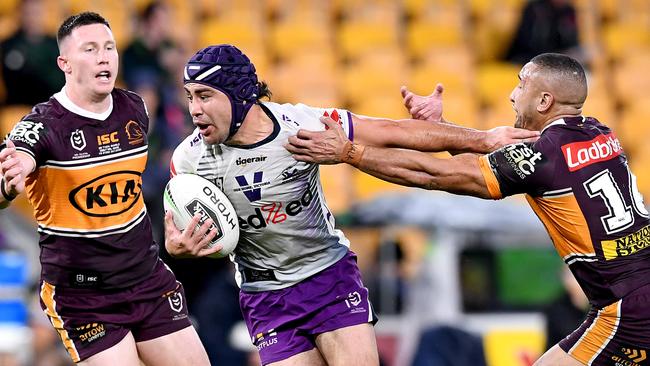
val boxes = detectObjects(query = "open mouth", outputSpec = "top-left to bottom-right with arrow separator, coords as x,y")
194,121 -> 211,133
96,71 -> 111,81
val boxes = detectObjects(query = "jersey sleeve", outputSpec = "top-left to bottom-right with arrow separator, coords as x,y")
295,104 -> 354,141
170,129 -> 203,177
477,141 -> 551,199
6,117 -> 49,169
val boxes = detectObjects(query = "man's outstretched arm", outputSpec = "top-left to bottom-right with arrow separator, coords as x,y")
286,116 -> 493,199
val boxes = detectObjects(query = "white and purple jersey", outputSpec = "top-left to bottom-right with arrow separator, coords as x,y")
170,102 -> 354,292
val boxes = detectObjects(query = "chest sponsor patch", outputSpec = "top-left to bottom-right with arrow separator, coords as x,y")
562,133 -> 623,172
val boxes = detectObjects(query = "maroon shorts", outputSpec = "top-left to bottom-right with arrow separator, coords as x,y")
560,282 -> 650,366
39,260 -> 192,362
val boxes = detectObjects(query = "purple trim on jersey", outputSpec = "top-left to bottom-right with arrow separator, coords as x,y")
347,111 -> 354,141
239,251 -> 377,365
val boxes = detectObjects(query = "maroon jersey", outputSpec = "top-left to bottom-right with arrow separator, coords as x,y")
6,88 -> 158,289
479,117 -> 650,307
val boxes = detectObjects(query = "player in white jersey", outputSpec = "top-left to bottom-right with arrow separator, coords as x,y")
164,44 -> 539,366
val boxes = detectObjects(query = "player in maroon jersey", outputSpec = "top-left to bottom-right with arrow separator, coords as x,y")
287,53 -> 650,366
0,12 -> 210,365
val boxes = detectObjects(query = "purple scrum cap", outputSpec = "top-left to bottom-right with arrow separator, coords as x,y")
184,44 -> 259,138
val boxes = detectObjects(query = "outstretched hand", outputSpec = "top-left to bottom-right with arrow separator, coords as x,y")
285,116 -> 350,164
484,126 -> 541,152
164,211 -> 221,258
401,84 -> 444,122
0,140 -> 25,199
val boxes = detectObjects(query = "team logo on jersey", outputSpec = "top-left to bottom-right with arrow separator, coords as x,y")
234,172 -> 268,202
69,171 -> 142,217
125,120 -> 144,145
562,133 -> 623,172
70,129 -> 87,151
9,120 -> 45,147
501,143 -> 543,179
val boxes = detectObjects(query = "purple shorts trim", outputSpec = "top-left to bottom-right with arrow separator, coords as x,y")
40,260 -> 192,362
559,282 -> 650,366
239,251 -> 377,365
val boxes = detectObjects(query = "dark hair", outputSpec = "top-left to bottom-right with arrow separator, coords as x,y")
257,81 -> 272,101
141,1 -> 165,22
57,12 -> 111,46
530,53 -> 587,86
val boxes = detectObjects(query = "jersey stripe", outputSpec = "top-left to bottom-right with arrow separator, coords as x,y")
478,155 -> 502,199
41,282 -> 80,362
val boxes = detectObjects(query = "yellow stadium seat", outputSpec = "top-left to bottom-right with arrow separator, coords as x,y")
353,169 -> 409,202
617,101 -> 650,158
630,147 -> 650,201
482,103 -> 516,130
476,62 -> 520,108
337,20 -> 399,61
319,164 -> 355,215
406,21 -> 465,61
602,22 -> 650,62
0,105 -> 32,138
352,95 -> 410,120
471,8 -> 521,62
341,55 -> 407,106
612,51 -> 650,106
269,21 -> 332,62
266,57 -> 340,106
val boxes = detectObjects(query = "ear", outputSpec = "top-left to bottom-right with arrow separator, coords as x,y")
537,92 -> 554,113
57,55 -> 70,74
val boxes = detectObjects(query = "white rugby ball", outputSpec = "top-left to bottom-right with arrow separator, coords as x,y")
163,174 -> 239,258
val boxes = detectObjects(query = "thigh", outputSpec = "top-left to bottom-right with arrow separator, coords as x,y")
268,348 -> 327,366
137,326 -> 210,366
315,323 -> 379,366
78,331 -> 140,366
535,344 -> 585,366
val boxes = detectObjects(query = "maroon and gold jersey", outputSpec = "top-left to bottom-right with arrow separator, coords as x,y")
479,117 -> 650,307
6,88 -> 158,289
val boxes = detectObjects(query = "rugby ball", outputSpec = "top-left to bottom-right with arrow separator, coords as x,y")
163,174 -> 239,258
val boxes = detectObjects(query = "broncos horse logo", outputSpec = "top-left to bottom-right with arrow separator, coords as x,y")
125,121 -> 144,145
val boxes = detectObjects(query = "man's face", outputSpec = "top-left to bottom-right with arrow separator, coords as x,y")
510,62 -> 540,130
185,83 -> 232,145
58,23 -> 118,98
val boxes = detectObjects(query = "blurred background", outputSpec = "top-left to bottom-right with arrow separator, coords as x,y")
0,0 -> 648,365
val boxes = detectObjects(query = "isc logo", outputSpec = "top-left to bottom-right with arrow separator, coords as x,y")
97,132 -> 119,146
69,171 -> 142,217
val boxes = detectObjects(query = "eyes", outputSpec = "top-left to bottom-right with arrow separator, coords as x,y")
83,44 -> 115,53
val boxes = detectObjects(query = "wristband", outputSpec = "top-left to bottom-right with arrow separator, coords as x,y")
340,141 -> 365,166
1,178 -> 16,201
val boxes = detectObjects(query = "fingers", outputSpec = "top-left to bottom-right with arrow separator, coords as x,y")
286,135 -> 310,149
509,128 -> 541,139
434,83 -> 444,96
5,140 -> 15,149
0,145 -> 16,162
400,85 -> 409,99
290,154 -> 315,163
319,116 -> 340,131
164,211 -> 178,234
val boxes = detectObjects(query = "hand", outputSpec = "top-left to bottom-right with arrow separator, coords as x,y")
484,126 -> 541,152
164,211 -> 221,258
285,116 -> 350,164
401,84 -> 444,122
0,140 -> 25,198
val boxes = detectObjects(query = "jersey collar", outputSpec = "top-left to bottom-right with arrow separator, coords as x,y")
54,87 -> 114,121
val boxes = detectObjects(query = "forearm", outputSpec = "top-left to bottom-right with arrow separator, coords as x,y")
344,143 -> 492,198
354,116 -> 490,153
0,177 -> 16,209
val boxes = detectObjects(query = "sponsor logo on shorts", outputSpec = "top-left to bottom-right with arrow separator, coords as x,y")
253,329 -> 278,351
501,143 -> 543,179
562,133 -> 623,172
168,292 -> 184,313
602,224 -> 650,260
612,347 -> 647,366
75,323 -> 106,344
